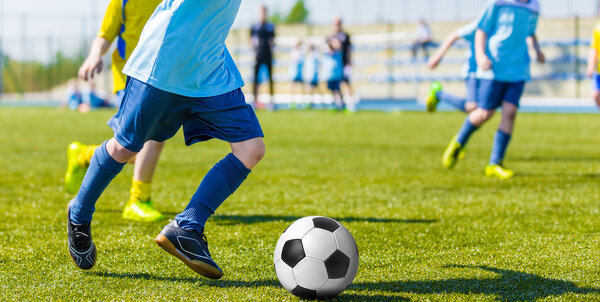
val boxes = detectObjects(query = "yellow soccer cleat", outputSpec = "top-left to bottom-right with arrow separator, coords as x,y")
426,81 -> 442,113
485,164 -> 514,180
122,199 -> 164,222
65,142 -> 88,194
442,135 -> 465,169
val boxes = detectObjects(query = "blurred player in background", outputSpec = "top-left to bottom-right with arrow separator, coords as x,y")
66,0 -> 265,279
330,16 -> 353,101
289,41 -> 305,109
251,5 -> 276,109
426,17 -> 481,114
411,18 -> 433,60
83,81 -> 113,109
586,17 -> 600,109
304,44 -> 321,106
323,37 -> 345,111
442,0 -> 544,179
65,0 -> 164,222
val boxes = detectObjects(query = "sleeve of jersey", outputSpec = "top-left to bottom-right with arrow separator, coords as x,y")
528,14 -> 539,36
592,28 -> 600,50
97,0 -> 123,43
477,1 -> 497,35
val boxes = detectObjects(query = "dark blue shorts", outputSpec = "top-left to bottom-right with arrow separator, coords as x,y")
465,77 -> 479,104
477,79 -> 525,110
107,78 -> 264,152
327,80 -> 341,92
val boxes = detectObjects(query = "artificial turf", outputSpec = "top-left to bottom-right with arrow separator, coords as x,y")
0,108 -> 599,301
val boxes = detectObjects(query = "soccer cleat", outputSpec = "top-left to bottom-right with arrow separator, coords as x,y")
122,200 -> 164,222
67,201 -> 96,270
65,142 -> 88,194
426,81 -> 442,112
485,164 -> 514,179
155,220 -> 223,279
442,135 -> 464,169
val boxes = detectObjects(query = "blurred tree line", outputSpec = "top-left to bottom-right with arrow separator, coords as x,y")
271,0 -> 309,24
2,52 -> 84,94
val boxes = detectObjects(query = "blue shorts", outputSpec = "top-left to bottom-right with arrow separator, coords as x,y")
592,73 -> 600,91
115,89 -> 126,108
477,80 -> 525,110
327,80 -> 341,92
465,77 -> 479,104
107,78 -> 264,152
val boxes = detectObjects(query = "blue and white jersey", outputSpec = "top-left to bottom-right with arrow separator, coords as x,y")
321,50 -> 343,82
456,17 -> 480,79
289,48 -> 305,81
476,0 -> 540,82
303,50 -> 320,83
123,0 -> 244,97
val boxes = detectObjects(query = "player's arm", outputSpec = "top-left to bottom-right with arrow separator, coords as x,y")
475,29 -> 492,71
428,31 -> 460,69
79,0 -> 122,81
527,34 -> 545,64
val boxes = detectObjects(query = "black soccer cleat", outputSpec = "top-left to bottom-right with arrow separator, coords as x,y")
155,220 -> 223,279
67,201 -> 96,270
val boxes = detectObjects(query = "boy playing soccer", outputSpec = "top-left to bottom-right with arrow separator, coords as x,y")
442,0 -> 544,179
66,0 -> 165,222
67,0 -> 265,280
426,16 -> 481,114
586,18 -> 600,109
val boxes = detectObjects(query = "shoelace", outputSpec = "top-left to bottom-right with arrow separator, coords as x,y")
72,224 -> 90,250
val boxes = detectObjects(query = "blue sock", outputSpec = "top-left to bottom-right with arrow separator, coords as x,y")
436,91 -> 467,112
490,130 -> 512,165
69,141 -> 126,224
456,118 -> 479,146
176,153 -> 251,232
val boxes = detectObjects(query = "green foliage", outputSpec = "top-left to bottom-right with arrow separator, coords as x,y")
285,0 -> 309,24
1,109 -> 600,300
1,52 -> 84,94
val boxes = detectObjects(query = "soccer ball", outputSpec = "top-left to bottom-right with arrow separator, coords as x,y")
273,216 -> 359,299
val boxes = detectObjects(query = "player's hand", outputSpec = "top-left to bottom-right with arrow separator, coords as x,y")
536,51 -> 545,64
428,55 -> 442,69
78,55 -> 103,81
587,65 -> 596,78
477,55 -> 492,71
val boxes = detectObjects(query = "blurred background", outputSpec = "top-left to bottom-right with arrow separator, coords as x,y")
1,0 -> 599,111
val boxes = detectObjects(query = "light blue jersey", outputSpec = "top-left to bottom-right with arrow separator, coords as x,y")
476,0 -> 539,82
123,0 -> 244,97
303,50 -> 320,84
456,20 -> 478,79
321,51 -> 343,82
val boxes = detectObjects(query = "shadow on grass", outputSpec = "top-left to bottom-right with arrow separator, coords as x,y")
352,265 -> 600,301
90,271 -> 280,288
90,271 -> 407,301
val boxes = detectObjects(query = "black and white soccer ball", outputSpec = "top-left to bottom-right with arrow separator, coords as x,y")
273,216 -> 359,299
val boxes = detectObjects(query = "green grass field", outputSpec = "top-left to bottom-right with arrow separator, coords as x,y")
1,108 -> 600,301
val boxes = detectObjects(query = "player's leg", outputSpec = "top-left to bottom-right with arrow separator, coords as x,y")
253,61 -> 261,106
442,79 -> 500,169
267,59 -> 275,109
485,81 -> 524,179
464,77 -> 479,113
156,88 -> 264,279
67,138 -> 135,270
67,78 -> 182,270
122,140 -> 166,222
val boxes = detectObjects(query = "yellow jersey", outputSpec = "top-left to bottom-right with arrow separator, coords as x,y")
591,22 -> 600,72
97,0 -> 161,93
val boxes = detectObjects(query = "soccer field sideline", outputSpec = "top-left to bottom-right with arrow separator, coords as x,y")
1,108 -> 599,301
2,95 -> 600,114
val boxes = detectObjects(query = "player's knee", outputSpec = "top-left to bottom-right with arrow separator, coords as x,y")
249,139 -> 266,163
471,109 -> 494,125
107,138 -> 138,163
